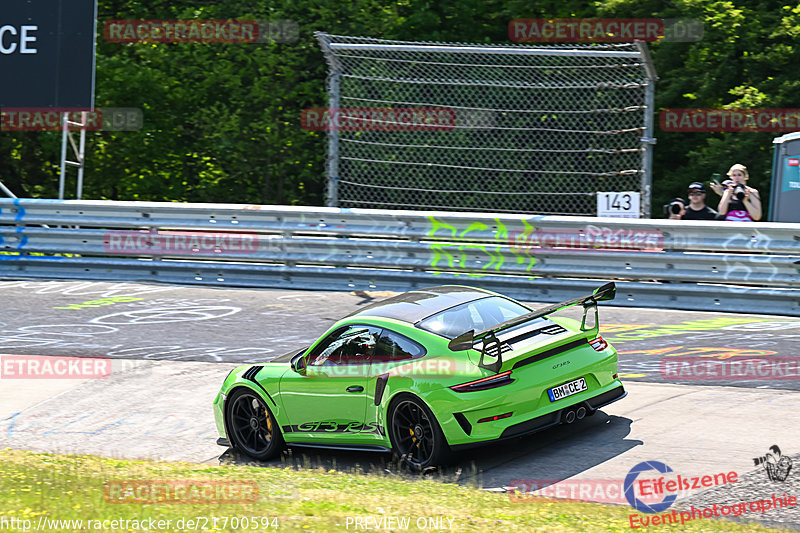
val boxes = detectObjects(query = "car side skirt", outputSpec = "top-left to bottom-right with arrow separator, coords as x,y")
287,442 -> 392,453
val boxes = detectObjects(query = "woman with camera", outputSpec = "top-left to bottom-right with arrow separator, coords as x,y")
712,163 -> 762,221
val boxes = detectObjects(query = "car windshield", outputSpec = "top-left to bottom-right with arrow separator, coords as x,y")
416,296 -> 530,339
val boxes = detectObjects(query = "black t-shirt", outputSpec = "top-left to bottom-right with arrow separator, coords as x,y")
681,205 -> 719,220
727,195 -> 746,212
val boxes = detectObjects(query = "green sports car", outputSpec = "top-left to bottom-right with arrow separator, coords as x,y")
213,282 -> 626,469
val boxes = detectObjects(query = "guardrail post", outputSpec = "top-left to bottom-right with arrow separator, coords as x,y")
636,42 -> 658,219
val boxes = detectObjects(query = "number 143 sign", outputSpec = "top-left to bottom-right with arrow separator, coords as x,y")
597,192 -> 641,218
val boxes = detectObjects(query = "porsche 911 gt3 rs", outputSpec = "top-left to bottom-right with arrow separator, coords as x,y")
213,282 -> 626,469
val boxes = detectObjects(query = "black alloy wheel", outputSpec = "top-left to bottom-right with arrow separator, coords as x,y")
226,389 -> 284,461
388,396 -> 447,470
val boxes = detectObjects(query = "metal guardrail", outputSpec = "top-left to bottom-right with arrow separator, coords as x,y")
1,198 -> 799,315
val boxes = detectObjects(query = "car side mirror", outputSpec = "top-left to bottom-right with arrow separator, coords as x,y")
292,355 -> 307,376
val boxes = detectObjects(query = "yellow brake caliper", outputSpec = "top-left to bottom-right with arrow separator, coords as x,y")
410,428 -> 420,447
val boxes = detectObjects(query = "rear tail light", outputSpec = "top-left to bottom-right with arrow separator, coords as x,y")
477,412 -> 513,423
450,370 -> 514,392
590,336 -> 608,352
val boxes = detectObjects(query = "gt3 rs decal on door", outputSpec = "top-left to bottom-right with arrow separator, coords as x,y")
281,421 -> 386,435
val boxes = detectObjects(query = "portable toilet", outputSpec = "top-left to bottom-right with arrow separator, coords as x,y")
770,132 -> 800,222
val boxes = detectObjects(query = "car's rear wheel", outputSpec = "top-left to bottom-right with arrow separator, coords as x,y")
388,395 -> 448,470
226,388 -> 284,461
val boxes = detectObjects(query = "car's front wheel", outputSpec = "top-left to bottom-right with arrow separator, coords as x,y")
388,395 -> 448,470
226,388 -> 284,461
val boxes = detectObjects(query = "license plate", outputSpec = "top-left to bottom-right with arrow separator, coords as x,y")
547,377 -> 587,402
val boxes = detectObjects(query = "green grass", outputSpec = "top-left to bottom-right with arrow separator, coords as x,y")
0,448 -> 789,532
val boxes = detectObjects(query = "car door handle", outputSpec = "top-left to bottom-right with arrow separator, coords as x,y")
346,386 -> 364,392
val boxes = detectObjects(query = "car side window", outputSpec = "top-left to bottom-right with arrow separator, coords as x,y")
373,329 -> 426,362
307,325 -> 380,366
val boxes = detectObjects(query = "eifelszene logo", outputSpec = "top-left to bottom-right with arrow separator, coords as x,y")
624,461 -> 739,514
625,461 -> 678,513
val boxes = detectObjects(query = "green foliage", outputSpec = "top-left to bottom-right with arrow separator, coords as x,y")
596,0 -> 794,214
0,1 -> 792,217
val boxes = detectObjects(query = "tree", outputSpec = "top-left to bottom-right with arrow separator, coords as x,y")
0,0 -> 790,219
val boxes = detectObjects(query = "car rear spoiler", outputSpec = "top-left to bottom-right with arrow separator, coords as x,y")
448,282 -> 616,372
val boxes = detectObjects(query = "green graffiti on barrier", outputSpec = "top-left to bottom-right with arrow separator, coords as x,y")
426,216 -> 536,277
510,218 -> 537,276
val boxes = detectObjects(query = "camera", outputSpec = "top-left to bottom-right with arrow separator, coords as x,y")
663,199 -> 684,216
732,184 -> 747,201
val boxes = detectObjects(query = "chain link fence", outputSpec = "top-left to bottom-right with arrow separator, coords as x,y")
315,33 -> 656,216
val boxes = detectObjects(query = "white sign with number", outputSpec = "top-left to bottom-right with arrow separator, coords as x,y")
597,192 -> 641,218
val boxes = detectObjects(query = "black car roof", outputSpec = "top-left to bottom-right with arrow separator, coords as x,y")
346,285 -> 496,324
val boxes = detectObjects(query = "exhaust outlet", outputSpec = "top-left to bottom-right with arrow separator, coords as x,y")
564,410 -> 576,424
576,406 -> 587,420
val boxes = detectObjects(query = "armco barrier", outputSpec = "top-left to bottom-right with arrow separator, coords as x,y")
1,199 -> 798,316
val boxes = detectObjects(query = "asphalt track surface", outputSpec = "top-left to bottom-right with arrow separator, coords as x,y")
1,279 -> 799,389
1,280 -> 800,530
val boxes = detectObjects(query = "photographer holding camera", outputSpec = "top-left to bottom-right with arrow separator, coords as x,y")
666,182 -> 720,220
716,163 -> 762,221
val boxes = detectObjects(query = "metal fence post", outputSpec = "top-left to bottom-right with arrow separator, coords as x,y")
317,32 -> 341,207
327,71 -> 341,207
636,42 -> 658,219
59,113 -> 69,200
0,180 -> 17,198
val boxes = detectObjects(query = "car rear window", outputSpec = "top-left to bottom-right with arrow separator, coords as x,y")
373,329 -> 426,362
416,296 -> 530,339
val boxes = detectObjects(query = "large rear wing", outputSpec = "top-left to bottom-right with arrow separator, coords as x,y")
448,282 -> 616,372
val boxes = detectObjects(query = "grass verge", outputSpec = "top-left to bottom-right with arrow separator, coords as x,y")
0,448 -> 790,532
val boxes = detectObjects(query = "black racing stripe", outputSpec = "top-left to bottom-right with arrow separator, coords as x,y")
505,324 -> 566,346
374,373 -> 389,406
243,365 -> 277,406
244,366 -> 260,380
453,412 -> 472,436
511,339 -> 588,370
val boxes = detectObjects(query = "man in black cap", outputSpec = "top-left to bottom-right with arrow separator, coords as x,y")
668,182 -> 720,220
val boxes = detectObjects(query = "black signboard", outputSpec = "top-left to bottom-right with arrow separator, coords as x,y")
0,0 -> 97,108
